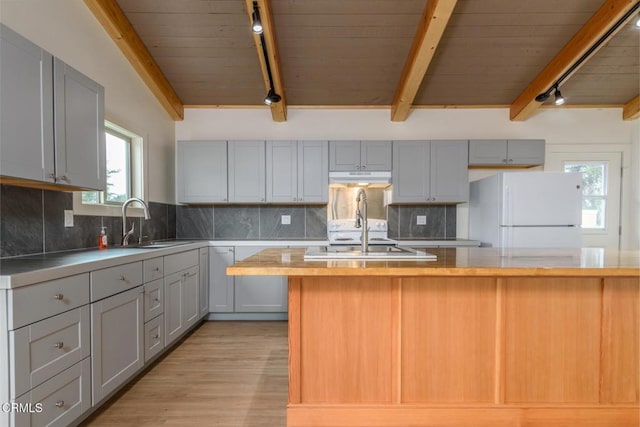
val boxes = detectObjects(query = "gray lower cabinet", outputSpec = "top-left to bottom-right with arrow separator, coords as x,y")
0,24 -> 105,190
329,140 -> 392,171
164,250 -> 200,346
228,140 -> 266,203
199,248 -> 209,318
233,246 -> 287,313
177,140 -> 228,203
266,140 -> 328,203
90,286 -> 144,405
390,140 -> 468,203
468,139 -> 545,166
209,247 -> 235,313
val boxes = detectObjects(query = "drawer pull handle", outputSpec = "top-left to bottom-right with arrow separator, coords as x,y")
55,400 -> 65,408
119,275 -> 127,282
54,293 -> 64,300
53,342 -> 64,349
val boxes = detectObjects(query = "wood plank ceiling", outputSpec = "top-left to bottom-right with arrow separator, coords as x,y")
103,0 -> 639,121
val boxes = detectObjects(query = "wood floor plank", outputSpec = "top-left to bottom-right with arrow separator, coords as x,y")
82,321 -> 288,427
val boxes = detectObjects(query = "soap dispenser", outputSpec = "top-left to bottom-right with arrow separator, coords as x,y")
98,226 -> 108,249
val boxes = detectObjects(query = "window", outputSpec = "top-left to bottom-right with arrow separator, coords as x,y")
83,128 -> 132,204
74,121 -> 143,216
564,162 -> 607,229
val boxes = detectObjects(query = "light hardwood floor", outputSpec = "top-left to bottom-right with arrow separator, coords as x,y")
82,321 -> 288,427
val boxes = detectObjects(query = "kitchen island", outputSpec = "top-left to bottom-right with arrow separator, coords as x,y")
227,247 -> 640,427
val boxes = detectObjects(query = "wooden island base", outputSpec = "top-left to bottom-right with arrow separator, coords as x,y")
287,275 -> 639,427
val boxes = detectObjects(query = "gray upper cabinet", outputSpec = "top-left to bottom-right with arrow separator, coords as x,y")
228,140 -> 266,203
0,24 -> 53,183
267,140 -> 328,203
468,139 -> 545,166
429,140 -> 469,202
53,58 -> 106,190
298,140 -> 328,203
390,140 -> 468,204
177,140 -> 228,203
1,24 -> 105,190
329,140 -> 391,171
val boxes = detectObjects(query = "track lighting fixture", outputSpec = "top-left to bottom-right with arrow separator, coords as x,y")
251,2 -> 282,106
553,87 -> 565,105
251,2 -> 263,34
535,2 -> 640,106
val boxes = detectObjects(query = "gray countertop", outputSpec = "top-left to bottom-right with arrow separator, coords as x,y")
0,239 -> 479,289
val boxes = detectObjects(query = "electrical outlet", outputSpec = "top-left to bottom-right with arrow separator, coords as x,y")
281,215 -> 291,225
64,210 -> 74,227
416,215 -> 427,225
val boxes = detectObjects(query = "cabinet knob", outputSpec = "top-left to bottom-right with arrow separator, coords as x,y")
356,165 -> 361,170
54,293 -> 64,300
361,165 -> 366,169
55,401 -> 65,408
293,197 -> 297,201
508,159 -> 513,163
119,275 -> 127,281
60,175 -> 69,182
154,267 -> 160,271
153,334 -> 159,340
223,198 -> 228,201
260,198 -> 265,202
53,342 -> 64,349
154,298 -> 160,303
502,159 -> 507,163
228,248 -> 233,252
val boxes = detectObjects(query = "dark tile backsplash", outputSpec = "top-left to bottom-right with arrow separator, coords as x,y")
1,184 -> 457,258
0,185 -> 177,258
387,205 -> 456,239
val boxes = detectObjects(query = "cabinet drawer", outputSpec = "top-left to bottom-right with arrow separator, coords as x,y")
8,273 -> 90,330
13,358 -> 91,427
90,261 -> 142,302
144,314 -> 164,363
143,257 -> 164,283
164,250 -> 198,276
144,279 -> 164,322
10,306 -> 90,399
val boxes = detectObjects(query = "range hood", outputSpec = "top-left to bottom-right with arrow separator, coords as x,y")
329,171 -> 391,187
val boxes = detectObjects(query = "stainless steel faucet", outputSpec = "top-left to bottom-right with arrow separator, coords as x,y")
121,197 -> 151,246
354,188 -> 368,253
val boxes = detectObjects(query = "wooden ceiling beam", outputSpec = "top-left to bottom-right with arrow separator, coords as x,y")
390,0 -> 458,122
245,0 -> 287,122
622,95 -> 640,120
83,0 -> 184,121
510,0 -> 639,122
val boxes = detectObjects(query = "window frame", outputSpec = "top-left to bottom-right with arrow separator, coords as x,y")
73,120 -> 145,217
563,161 -> 608,230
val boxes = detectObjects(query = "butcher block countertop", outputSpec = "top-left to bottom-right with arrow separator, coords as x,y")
227,247 -> 640,277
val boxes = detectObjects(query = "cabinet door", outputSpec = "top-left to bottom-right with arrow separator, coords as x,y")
209,247 -> 235,313
183,266 -> 200,330
468,139 -> 507,165
164,271 -> 184,346
507,139 -> 545,165
391,141 -> 430,203
228,140 -> 266,202
198,248 -> 209,318
91,287 -> 143,405
0,24 -> 54,183
329,140 -> 361,171
234,246 -> 287,313
266,140 -> 298,202
53,58 -> 105,190
177,140 -> 228,203
361,141 -> 392,171
430,140 -> 469,203
298,140 -> 328,203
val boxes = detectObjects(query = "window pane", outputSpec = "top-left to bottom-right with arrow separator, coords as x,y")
582,196 -> 605,229
105,132 -> 130,203
564,163 -> 606,196
82,191 -> 100,204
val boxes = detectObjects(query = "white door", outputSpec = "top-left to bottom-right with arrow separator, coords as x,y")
546,152 -> 622,249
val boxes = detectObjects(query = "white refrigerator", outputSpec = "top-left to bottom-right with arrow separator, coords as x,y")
469,172 -> 583,248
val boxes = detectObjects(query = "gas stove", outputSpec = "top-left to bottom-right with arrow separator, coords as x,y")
327,219 -> 397,245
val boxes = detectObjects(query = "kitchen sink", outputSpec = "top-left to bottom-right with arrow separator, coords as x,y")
304,245 -> 437,261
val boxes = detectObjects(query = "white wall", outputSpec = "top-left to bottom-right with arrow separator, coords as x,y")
0,0 -> 176,204
176,107 -> 638,249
